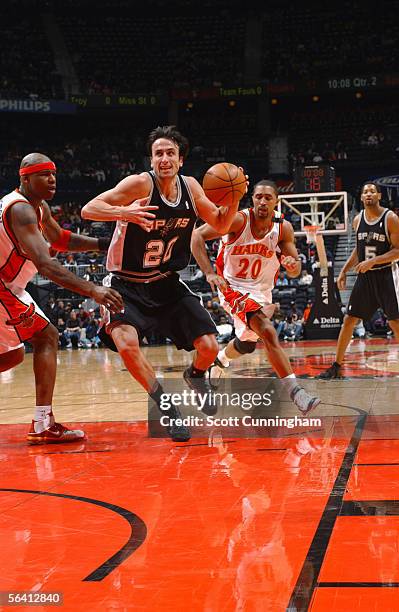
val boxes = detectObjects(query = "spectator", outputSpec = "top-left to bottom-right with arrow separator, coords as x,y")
303,301 -> 313,323
64,311 -> 82,348
57,318 -> 68,349
298,269 -> 313,286
276,271 -> 289,287
216,315 -> 233,344
272,302 -> 285,338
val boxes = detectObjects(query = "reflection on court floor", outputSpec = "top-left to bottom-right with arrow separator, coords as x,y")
0,338 -> 398,610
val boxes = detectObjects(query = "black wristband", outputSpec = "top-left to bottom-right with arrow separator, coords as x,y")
98,237 -> 111,252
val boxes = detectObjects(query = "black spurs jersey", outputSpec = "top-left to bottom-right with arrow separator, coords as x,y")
356,208 -> 391,270
107,171 -> 198,281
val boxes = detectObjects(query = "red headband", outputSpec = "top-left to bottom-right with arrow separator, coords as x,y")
19,162 -> 56,176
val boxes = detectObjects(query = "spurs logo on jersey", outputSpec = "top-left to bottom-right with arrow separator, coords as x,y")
216,208 -> 282,303
106,172 -> 198,281
158,217 -> 190,237
356,209 -> 391,269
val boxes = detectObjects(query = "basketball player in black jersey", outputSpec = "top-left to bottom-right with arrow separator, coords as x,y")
82,126 -> 247,441
318,182 -> 399,379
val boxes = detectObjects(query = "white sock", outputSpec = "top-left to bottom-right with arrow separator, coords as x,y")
281,373 -> 298,395
218,348 -> 230,368
33,406 -> 53,433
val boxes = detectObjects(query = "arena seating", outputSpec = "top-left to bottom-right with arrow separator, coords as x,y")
0,14 -> 63,99
58,12 -> 245,93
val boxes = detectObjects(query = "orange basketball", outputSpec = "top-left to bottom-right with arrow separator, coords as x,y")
202,163 -> 247,206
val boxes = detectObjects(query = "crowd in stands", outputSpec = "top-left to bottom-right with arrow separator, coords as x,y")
0,119 -> 149,192
42,297 -> 102,349
261,1 -> 399,81
287,104 -> 399,167
1,15 -> 63,99
59,12 -> 245,94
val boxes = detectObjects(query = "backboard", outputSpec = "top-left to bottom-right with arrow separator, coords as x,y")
278,191 -> 349,236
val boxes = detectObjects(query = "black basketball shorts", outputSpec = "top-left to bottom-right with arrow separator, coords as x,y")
347,264 -> 399,321
100,272 -> 217,352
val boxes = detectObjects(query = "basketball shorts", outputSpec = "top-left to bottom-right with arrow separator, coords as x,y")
347,264 -> 399,321
0,280 -> 49,355
100,272 -> 217,352
219,285 -> 276,342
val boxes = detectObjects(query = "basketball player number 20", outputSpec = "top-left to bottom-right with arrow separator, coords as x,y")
143,237 -> 179,267
236,257 -> 262,279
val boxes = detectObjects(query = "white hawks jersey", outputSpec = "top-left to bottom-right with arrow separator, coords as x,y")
216,208 -> 282,304
0,189 -> 41,290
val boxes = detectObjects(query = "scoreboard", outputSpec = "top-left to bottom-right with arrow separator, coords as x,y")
294,164 -> 336,193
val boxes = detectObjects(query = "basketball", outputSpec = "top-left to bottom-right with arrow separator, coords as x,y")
202,162 -> 247,206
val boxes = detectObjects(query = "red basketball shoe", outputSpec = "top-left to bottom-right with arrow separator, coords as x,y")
27,422 -> 85,444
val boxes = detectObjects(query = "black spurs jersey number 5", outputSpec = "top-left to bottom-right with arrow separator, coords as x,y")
357,209 -> 390,269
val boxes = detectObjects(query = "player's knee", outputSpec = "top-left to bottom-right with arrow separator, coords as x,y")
0,347 -> 25,372
112,326 -> 140,355
233,338 -> 257,354
194,334 -> 218,359
343,315 -> 359,327
256,320 -> 278,346
32,323 -> 59,349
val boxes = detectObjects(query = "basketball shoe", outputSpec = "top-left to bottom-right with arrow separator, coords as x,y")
317,362 -> 342,380
183,368 -> 218,416
208,357 -> 226,390
150,385 -> 191,442
27,422 -> 85,444
290,386 -> 321,415
161,406 -> 191,442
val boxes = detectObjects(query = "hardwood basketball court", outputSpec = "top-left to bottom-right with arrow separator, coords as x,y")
1,338 -> 399,610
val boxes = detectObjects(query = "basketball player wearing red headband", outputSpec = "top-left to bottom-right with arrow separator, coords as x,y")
0,153 -> 123,444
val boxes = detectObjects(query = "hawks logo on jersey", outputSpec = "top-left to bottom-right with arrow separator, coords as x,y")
231,243 -> 275,258
6,303 -> 36,328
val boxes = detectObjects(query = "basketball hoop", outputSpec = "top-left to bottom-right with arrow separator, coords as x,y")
303,225 -> 329,276
304,225 -> 321,244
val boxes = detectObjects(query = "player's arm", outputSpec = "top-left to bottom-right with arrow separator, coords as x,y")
187,176 -> 245,234
40,202 -> 110,253
337,214 -> 360,289
278,221 -> 301,278
81,174 -> 158,232
9,204 -> 123,312
191,214 -> 245,292
355,212 -> 399,273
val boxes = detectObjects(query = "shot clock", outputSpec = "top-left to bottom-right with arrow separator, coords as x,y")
294,164 -> 336,193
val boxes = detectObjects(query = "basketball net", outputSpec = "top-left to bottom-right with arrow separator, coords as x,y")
304,225 -> 329,277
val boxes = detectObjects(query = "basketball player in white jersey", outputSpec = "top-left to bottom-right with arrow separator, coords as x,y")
0,153 -> 123,443
191,180 -> 320,414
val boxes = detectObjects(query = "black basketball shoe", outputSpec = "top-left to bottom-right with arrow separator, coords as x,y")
183,368 -> 218,416
208,357 -> 227,390
161,405 -> 191,442
317,362 -> 342,380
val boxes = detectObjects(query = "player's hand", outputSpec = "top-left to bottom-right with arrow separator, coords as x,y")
121,197 -> 158,232
91,286 -> 124,313
206,272 -> 228,293
355,260 -> 374,274
337,270 -> 347,290
238,166 -> 249,194
281,255 -> 300,273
